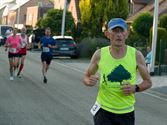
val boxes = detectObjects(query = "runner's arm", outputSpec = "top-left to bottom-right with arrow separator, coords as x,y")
26,37 -> 30,49
39,37 -> 43,49
48,38 -> 57,48
82,49 -> 100,86
4,38 -> 11,48
136,50 -> 152,92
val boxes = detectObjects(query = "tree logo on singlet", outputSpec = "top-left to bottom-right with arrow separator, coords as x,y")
106,64 -> 131,85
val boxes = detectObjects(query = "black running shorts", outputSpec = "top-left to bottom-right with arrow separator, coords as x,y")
41,53 -> 52,65
93,108 -> 135,125
8,52 -> 20,58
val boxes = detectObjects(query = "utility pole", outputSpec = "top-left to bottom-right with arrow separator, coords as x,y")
16,0 -> 20,28
61,0 -> 67,37
150,0 -> 159,74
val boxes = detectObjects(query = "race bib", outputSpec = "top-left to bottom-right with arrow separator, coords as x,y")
9,48 -> 17,53
43,47 -> 50,52
90,101 -> 101,116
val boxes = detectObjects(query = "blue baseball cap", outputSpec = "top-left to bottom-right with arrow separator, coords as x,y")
108,18 -> 128,31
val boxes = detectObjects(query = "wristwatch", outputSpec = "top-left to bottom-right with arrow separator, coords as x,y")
135,85 -> 140,92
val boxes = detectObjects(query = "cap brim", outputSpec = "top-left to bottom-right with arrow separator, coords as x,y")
109,24 -> 127,30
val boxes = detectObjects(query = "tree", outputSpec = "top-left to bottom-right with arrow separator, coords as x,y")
107,0 -> 129,20
37,9 -> 75,35
132,12 -> 153,43
79,0 -> 129,37
79,0 -> 92,36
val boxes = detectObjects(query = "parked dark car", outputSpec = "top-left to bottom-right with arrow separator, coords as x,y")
52,36 -> 78,58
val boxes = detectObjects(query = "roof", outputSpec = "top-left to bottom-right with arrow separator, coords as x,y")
0,0 -> 17,16
0,5 -> 6,17
0,5 -> 7,10
10,0 -> 30,11
127,0 -> 165,22
0,0 -> 16,5
2,3 -> 16,16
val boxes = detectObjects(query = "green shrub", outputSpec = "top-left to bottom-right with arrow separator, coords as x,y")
126,31 -> 147,47
159,13 -> 167,51
77,37 -> 109,58
159,14 -> 167,30
25,26 -> 33,36
132,12 -> 153,43
150,27 -> 167,64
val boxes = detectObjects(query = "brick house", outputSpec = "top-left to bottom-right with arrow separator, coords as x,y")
54,0 -> 80,25
26,1 -> 54,28
54,0 -> 65,9
0,0 -> 53,29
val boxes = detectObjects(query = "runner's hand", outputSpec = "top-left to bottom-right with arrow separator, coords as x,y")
121,84 -> 136,96
85,75 -> 99,86
7,43 -> 12,47
48,44 -> 52,48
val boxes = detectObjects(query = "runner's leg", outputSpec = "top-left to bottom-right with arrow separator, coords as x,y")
42,61 -> 48,83
43,55 -> 52,83
9,58 -> 14,80
18,55 -> 26,76
13,57 -> 20,77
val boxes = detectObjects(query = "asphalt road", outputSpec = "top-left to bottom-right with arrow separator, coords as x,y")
0,48 -> 166,125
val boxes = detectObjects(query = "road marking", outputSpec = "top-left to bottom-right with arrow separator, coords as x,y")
55,61 -> 84,73
55,61 -> 167,102
143,91 -> 167,102
148,89 -> 167,97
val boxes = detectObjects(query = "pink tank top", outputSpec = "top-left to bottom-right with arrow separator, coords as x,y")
6,35 -> 21,54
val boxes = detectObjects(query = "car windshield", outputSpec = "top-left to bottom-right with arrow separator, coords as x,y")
1,26 -> 12,36
56,39 -> 75,45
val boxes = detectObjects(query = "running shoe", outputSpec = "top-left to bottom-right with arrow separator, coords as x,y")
17,74 -> 22,78
43,76 -> 47,83
10,76 -> 14,81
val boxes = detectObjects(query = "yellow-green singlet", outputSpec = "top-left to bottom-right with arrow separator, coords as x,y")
97,45 -> 137,114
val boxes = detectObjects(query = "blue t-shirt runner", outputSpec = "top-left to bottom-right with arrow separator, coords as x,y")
40,27 -> 56,83
41,36 -> 56,55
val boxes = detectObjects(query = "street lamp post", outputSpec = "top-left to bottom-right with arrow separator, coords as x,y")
16,0 -> 20,28
61,0 -> 67,37
150,0 -> 159,74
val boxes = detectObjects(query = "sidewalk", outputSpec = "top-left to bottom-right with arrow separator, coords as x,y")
137,74 -> 167,88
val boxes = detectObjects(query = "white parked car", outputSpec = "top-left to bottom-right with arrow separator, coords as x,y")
0,25 -> 12,46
